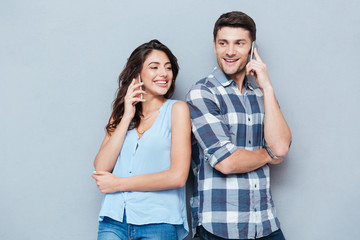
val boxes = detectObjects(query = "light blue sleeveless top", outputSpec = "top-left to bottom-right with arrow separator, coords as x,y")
98,99 -> 189,239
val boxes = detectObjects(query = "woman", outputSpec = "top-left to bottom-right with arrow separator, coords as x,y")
92,39 -> 191,240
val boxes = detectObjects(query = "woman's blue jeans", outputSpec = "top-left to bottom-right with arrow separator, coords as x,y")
97,213 -> 178,240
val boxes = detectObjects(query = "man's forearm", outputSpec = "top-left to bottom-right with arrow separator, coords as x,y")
263,87 -> 292,157
215,148 -> 272,174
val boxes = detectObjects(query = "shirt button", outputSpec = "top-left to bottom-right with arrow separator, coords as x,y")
129,171 -> 132,174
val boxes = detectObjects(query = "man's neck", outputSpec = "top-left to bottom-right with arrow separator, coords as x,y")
228,71 -> 246,95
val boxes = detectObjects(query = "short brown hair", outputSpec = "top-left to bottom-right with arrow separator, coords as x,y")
213,11 -> 256,41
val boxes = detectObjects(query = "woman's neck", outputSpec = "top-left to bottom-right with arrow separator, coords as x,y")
141,95 -> 167,115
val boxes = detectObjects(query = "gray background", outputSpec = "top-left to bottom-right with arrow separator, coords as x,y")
1,0 -> 359,239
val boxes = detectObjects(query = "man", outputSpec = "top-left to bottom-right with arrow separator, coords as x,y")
186,11 -> 291,240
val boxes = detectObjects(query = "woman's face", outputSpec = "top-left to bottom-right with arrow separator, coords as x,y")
140,50 -> 173,98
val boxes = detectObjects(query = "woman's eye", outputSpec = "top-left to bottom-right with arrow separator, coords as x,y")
150,66 -> 158,69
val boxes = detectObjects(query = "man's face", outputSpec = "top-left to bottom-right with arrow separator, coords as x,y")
214,27 -> 252,79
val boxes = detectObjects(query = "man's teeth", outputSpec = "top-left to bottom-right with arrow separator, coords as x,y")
226,59 -> 236,62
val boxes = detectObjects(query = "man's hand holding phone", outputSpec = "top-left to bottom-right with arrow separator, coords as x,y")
246,43 -> 273,91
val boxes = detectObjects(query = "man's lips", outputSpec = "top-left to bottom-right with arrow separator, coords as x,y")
224,58 -> 239,64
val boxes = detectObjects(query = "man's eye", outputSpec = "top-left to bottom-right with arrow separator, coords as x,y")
219,42 -> 226,46
237,42 -> 244,45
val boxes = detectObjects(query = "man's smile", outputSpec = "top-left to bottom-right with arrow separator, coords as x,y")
224,58 -> 240,64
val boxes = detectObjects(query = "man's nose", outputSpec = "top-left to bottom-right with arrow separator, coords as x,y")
226,44 -> 236,57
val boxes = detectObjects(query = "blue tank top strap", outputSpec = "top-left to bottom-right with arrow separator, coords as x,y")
157,99 -> 179,130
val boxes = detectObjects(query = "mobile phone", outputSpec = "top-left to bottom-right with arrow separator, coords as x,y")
249,41 -> 256,61
248,41 -> 257,76
138,74 -> 143,99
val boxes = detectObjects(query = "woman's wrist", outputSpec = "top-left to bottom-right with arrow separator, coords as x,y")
115,177 -> 124,192
121,114 -> 133,124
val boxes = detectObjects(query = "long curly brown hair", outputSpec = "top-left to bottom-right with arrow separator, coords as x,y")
105,39 -> 179,134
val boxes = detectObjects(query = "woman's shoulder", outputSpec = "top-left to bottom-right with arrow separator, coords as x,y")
167,99 -> 188,110
170,101 -> 190,118
164,99 -> 188,110
170,101 -> 191,132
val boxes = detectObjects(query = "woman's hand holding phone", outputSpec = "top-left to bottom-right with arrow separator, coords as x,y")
137,74 -> 143,100
123,77 -> 146,120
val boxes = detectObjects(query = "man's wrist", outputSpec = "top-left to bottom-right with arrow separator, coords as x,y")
261,85 -> 274,94
262,148 -> 272,163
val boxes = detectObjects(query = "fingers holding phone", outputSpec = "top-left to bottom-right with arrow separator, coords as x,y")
246,43 -> 272,90
132,74 -> 147,101
246,47 -> 263,76
246,41 -> 257,76
123,78 -> 146,119
137,73 -> 144,100
130,76 -> 146,103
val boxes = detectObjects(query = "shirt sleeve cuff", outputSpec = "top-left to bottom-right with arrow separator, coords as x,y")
206,141 -> 238,167
263,141 -> 280,159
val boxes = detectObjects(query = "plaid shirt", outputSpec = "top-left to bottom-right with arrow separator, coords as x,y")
186,67 -> 280,239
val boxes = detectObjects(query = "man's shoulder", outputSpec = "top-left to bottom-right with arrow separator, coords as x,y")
193,73 -> 221,90
186,73 -> 221,102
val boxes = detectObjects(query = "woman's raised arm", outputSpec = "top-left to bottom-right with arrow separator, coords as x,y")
93,80 -> 146,172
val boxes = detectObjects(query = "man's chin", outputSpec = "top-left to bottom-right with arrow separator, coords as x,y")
223,68 -> 242,77
218,63 -> 244,76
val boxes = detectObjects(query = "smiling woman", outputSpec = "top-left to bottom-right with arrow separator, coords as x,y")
140,50 -> 173,99
92,40 -> 191,240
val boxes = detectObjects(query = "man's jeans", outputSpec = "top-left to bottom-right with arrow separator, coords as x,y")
97,214 -> 177,240
198,225 -> 285,240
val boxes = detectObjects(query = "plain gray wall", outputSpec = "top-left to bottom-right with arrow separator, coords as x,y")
1,0 -> 359,239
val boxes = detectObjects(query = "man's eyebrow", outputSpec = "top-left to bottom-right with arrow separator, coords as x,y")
217,39 -> 247,42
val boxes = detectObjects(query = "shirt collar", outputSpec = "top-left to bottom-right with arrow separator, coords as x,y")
211,67 -> 259,90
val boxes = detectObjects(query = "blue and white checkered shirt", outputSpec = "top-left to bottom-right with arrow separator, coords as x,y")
186,67 -> 281,239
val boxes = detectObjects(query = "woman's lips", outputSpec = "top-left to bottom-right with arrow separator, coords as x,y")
154,80 -> 168,87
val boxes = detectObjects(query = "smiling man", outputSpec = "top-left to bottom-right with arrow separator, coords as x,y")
186,11 -> 291,240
